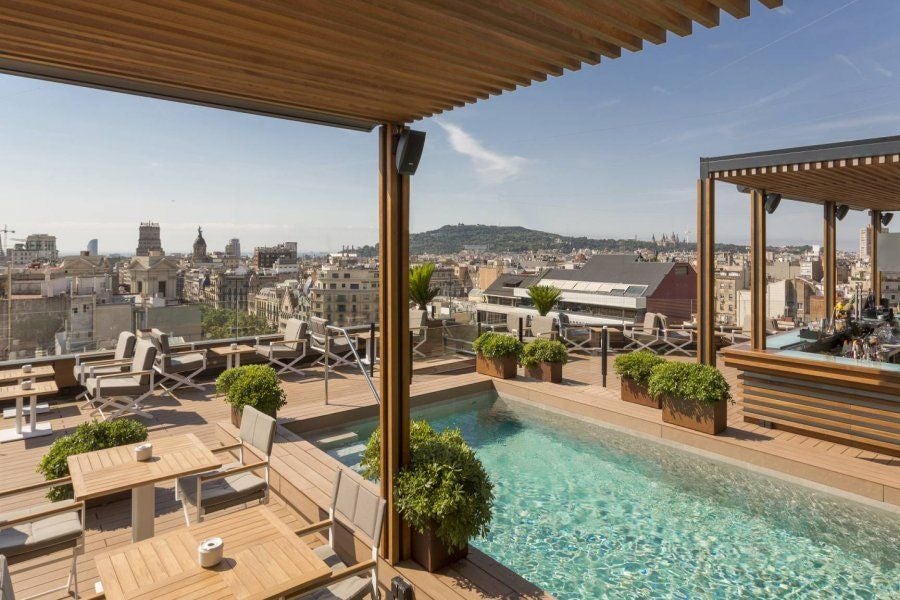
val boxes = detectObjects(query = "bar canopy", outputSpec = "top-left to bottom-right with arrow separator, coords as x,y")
0,0 -> 780,131
702,135 -> 900,211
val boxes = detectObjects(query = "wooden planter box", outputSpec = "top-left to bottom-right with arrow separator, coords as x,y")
620,378 -> 659,409
661,394 -> 727,435
475,354 -> 517,379
525,362 -> 562,383
411,525 -> 468,572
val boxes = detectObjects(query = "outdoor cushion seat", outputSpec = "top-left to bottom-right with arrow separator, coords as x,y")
85,375 -> 144,397
301,546 -> 370,600
179,471 -> 267,512
0,501 -> 83,558
167,352 -> 205,372
73,362 -> 129,381
256,343 -> 301,359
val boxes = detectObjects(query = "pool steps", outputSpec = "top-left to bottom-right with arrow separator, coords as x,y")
313,431 -> 358,449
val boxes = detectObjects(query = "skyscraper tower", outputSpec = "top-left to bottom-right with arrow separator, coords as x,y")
225,238 -> 241,259
136,222 -> 163,256
86,239 -> 98,256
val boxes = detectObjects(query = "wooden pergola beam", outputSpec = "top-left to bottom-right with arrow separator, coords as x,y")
823,202 -> 836,320
696,178 -> 716,365
378,124 -> 411,565
750,190 -> 767,350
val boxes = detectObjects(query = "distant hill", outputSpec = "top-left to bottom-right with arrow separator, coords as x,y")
407,224 -> 690,255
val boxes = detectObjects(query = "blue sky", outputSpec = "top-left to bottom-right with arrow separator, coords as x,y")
1,0 -> 898,254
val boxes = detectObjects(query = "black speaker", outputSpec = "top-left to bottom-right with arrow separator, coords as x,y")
391,576 -> 414,600
835,204 -> 850,221
764,192 -> 781,214
396,130 -> 426,175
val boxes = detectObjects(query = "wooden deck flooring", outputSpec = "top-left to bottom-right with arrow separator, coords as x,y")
2,353 -> 899,598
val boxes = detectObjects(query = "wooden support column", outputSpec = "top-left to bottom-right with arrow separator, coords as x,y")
871,210 -> 881,306
696,178 -> 716,365
378,123 -> 411,565
823,202 -> 836,320
750,190 -> 767,351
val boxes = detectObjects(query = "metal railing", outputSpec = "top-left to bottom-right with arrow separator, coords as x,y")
323,324 -> 380,405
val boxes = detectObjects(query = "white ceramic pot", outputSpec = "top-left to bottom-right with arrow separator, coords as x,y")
134,443 -> 153,461
198,537 -> 224,568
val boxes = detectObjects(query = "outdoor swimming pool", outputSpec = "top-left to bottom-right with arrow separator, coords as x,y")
315,393 -> 900,599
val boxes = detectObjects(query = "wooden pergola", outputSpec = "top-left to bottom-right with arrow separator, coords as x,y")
0,0 -> 780,565
697,135 -> 900,364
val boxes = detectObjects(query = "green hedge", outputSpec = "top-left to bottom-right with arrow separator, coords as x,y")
520,339 -> 568,368
361,421 -> 494,552
37,419 -> 148,501
473,332 -> 523,360
613,351 -> 666,386
216,364 -> 286,415
647,361 -> 732,406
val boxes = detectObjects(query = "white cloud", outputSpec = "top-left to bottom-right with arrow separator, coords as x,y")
800,113 -> 900,133
835,53 -> 864,78
874,62 -> 893,78
436,121 -> 528,183
775,6 -> 793,15
651,85 -> 672,95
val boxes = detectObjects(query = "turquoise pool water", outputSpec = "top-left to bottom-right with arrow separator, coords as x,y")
316,393 -> 900,599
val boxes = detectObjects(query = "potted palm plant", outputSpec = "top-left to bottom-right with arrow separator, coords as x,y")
473,332 -> 522,379
520,338 -> 567,382
216,364 -> 287,427
526,284 -> 561,316
613,351 -> 666,408
361,421 -> 494,572
409,262 -> 440,310
648,361 -> 732,434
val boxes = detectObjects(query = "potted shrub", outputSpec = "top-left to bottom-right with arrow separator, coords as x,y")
37,419 -> 148,503
526,284 -> 561,316
613,351 -> 666,408
216,364 -> 287,427
648,361 -> 732,434
361,421 -> 494,572
472,332 -> 522,379
520,339 -> 568,382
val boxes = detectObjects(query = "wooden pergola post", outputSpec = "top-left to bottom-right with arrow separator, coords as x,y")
750,190 -> 767,350
823,202 -> 836,319
378,123 -> 411,565
871,210 -> 881,306
696,178 -> 716,365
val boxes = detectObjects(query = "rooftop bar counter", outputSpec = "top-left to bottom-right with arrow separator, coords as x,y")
722,325 -> 900,456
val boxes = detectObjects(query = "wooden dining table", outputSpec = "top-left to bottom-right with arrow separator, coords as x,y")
94,505 -> 331,600
68,433 -> 222,542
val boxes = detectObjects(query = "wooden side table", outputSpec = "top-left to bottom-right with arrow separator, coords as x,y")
0,380 -> 57,443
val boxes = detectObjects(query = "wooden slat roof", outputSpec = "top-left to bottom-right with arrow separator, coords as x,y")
703,135 -> 900,212
0,0 -> 780,131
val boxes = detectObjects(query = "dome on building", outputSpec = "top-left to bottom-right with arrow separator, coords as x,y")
192,226 -> 208,262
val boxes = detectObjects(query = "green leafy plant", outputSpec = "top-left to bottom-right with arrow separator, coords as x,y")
409,262 -> 440,310
520,339 -> 568,368
472,332 -> 523,360
37,419 -> 148,501
614,351 -> 666,386
647,361 -> 732,406
361,421 -> 494,552
526,285 -> 562,316
200,306 -> 275,340
216,364 -> 287,416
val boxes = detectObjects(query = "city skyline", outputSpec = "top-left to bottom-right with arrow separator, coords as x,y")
0,1 -> 898,253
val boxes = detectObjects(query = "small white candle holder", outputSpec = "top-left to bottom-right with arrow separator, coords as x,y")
230,342 -> 238,350
21,379 -> 33,391
198,537 -> 224,568
22,364 -> 32,374
134,443 -> 153,461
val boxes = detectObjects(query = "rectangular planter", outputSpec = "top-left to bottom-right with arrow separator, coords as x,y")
525,362 -> 562,383
620,378 -> 659,409
476,354 -> 517,379
661,394 -> 727,435
411,525 -> 468,572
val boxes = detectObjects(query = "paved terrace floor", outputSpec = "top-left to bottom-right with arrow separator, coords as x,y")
2,353 -> 899,598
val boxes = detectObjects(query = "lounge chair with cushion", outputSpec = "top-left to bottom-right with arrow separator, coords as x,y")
151,329 -> 207,395
255,318 -> 308,377
622,312 -> 665,353
291,469 -> 386,600
409,309 -> 430,358
309,317 -> 356,368
488,312 -> 525,339
524,315 -> 556,342
558,312 -> 594,354
74,331 -> 137,407
0,479 -> 85,599
85,340 -> 158,421
176,406 -> 275,525
658,315 -> 693,356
